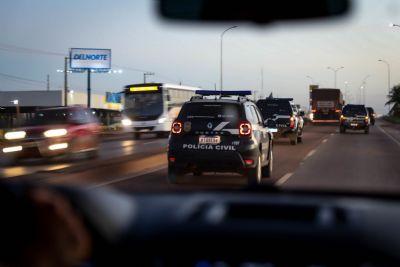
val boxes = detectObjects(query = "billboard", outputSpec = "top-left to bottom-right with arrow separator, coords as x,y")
105,92 -> 122,104
70,48 -> 111,70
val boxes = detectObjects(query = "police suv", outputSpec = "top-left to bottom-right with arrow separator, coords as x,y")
167,91 -> 274,185
256,98 -> 303,145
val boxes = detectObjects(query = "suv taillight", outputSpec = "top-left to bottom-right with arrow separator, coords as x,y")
289,116 -> 295,129
171,121 -> 183,134
239,121 -> 252,137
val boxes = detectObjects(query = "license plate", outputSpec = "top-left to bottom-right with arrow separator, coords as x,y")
199,135 -> 221,145
351,123 -> 358,127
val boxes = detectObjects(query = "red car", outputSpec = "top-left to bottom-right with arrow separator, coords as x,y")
1,106 -> 100,163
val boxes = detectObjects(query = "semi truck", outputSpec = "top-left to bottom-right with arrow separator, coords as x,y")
309,86 -> 344,123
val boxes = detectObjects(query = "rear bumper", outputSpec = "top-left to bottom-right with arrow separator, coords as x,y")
274,127 -> 296,138
341,121 -> 368,129
168,143 -> 260,173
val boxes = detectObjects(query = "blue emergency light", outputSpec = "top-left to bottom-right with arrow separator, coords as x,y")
195,90 -> 252,96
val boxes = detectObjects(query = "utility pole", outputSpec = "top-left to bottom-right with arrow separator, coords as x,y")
261,68 -> 264,94
46,74 -> 50,91
64,57 -> 68,106
87,69 -> 91,108
143,72 -> 155,83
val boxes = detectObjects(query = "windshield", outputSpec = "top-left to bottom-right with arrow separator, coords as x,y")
179,102 -> 241,122
343,105 -> 367,116
257,100 -> 292,117
1,1 -> 400,197
124,93 -> 163,118
27,110 -> 70,126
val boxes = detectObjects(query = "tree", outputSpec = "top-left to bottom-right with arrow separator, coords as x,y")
386,84 -> 400,116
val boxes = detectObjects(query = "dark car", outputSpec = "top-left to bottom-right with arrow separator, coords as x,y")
256,98 -> 303,145
366,107 -> 376,125
167,91 -> 273,185
340,104 -> 370,134
1,106 -> 100,163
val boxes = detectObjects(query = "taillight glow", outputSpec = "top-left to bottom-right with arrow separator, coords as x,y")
239,121 -> 252,136
289,117 -> 295,129
169,156 -> 176,163
171,121 -> 182,134
244,159 -> 254,165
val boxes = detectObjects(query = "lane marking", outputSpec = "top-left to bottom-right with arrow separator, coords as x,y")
144,141 -> 159,145
275,172 -> 293,186
304,149 -> 316,160
377,125 -> 400,147
90,165 -> 167,188
322,138 -> 328,143
330,133 -> 335,136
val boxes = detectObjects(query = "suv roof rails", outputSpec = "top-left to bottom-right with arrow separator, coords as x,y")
191,90 -> 253,102
263,97 -> 294,101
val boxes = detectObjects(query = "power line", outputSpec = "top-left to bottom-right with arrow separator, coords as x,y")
0,42 -> 213,88
0,72 -> 46,84
0,42 -> 65,57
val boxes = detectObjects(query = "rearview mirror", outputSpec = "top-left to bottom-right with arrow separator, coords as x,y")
159,0 -> 350,23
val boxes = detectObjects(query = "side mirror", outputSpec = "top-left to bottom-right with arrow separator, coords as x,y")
299,111 -> 305,117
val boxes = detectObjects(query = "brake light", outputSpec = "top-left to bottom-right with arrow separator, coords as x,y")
239,121 -> 252,137
171,121 -> 182,134
244,159 -> 254,165
289,116 -> 295,129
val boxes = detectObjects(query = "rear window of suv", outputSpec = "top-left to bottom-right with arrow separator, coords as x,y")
343,105 -> 367,116
256,100 -> 292,117
178,102 -> 241,123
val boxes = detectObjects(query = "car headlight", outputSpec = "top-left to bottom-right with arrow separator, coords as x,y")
4,131 -> 26,140
121,119 -> 133,126
158,117 -> 167,124
43,129 -> 68,138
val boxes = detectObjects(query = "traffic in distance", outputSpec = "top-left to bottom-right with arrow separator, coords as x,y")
1,83 -> 378,186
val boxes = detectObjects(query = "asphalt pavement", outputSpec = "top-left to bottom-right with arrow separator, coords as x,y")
3,121 -> 400,195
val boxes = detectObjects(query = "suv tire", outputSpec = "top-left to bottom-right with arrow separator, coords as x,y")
290,134 -> 298,145
364,127 -> 369,134
133,132 -> 141,140
261,148 -> 273,178
247,156 -> 262,186
167,166 -> 184,184
340,126 -> 346,134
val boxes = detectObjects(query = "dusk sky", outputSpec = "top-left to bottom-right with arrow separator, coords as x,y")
1,0 -> 400,114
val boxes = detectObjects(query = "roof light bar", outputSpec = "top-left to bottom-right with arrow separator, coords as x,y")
195,90 -> 252,96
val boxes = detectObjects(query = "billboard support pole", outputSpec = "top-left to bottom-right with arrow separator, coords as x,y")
87,69 -> 91,108
64,57 -> 68,106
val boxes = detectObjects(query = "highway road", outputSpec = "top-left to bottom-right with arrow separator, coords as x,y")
3,120 -> 400,194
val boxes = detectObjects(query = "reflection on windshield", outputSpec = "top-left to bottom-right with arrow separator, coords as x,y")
257,102 -> 291,117
124,93 -> 163,117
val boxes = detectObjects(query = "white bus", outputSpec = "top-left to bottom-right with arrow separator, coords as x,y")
121,83 -> 200,139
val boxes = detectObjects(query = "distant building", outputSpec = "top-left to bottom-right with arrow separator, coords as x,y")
0,90 -> 121,128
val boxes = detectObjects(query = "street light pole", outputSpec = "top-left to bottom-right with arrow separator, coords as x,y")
64,57 -> 68,106
327,66 -> 344,89
359,75 -> 371,105
378,59 -> 391,114
220,26 -> 238,91
306,75 -> 317,85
